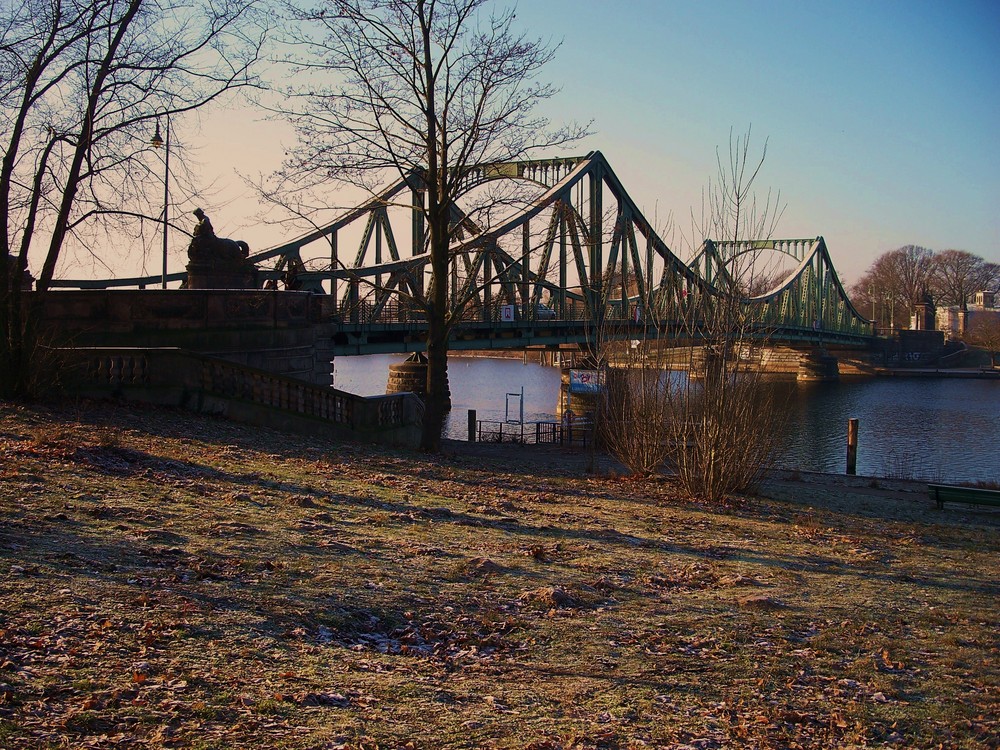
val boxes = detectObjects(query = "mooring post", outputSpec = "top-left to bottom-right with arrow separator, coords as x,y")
468,409 -> 477,442
847,418 -> 859,475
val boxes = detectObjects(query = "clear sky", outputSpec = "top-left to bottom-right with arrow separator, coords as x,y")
162,0 -> 999,287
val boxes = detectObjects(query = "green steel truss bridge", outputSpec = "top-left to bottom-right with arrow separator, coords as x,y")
56,151 -> 873,355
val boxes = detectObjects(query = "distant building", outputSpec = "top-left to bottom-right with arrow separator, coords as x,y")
911,294 -> 936,331
935,291 -> 999,339
971,290 -> 996,310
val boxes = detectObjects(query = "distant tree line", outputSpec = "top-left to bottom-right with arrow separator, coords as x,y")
850,246 -> 999,330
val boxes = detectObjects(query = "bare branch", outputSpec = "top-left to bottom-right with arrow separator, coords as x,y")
270,0 -> 588,450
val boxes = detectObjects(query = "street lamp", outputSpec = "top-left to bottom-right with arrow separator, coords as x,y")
150,117 -> 169,289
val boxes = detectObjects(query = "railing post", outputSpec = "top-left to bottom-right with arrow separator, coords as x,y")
467,409 -> 476,442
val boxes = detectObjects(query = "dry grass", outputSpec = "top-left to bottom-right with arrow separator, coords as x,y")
0,401 -> 997,749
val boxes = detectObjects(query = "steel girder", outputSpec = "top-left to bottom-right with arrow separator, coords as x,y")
52,152 -> 873,344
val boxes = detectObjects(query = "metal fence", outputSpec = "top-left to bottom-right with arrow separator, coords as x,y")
474,419 -> 593,447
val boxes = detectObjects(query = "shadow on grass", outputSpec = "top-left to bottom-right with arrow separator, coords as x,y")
6,400 -> 997,615
3,483 -> 996,658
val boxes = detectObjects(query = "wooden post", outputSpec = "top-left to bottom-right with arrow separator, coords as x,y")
846,418 -> 859,475
467,409 -> 477,442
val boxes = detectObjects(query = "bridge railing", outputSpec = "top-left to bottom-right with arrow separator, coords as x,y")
328,286 -> 873,342
333,296 -> 652,326
54,347 -> 424,446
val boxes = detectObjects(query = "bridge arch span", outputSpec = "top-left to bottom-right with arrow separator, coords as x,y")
50,151 -> 873,347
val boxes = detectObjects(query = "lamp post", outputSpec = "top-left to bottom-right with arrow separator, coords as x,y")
150,117 -> 169,289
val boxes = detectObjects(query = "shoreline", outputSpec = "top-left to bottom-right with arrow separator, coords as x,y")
875,366 -> 1000,379
441,436 -> 987,515
452,350 -> 1000,379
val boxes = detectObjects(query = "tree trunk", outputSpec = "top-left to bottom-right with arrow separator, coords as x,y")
421,319 -> 449,451
37,0 -> 143,291
420,206 -> 452,452
1,279 -> 31,398
0,289 -> 14,397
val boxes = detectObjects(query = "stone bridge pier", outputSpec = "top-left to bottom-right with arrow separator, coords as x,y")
795,348 -> 840,382
671,344 -> 877,381
385,352 -> 452,408
758,345 -> 877,380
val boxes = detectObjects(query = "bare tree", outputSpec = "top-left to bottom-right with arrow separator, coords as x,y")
1,0 -> 266,397
850,246 -> 998,328
663,131 -> 788,500
274,0 -> 587,451
931,249 -> 1000,307
596,130 -> 787,499
965,315 -> 1000,368
849,245 -> 933,330
596,330 -> 674,478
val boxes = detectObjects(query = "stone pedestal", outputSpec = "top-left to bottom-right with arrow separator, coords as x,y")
5,255 -> 33,290
185,260 -> 256,290
797,348 -> 839,382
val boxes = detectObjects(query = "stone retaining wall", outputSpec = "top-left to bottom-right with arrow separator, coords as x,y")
57,347 -> 422,447
26,290 -> 337,386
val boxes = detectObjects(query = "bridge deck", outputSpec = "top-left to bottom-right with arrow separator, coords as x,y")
330,317 -> 874,357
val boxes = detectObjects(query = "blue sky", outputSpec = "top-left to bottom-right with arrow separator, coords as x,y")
183,0 -> 999,286
509,0 -> 1000,281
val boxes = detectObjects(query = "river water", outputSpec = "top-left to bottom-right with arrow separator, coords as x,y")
333,354 -> 999,484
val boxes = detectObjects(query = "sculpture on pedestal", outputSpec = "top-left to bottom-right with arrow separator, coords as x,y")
184,208 -> 257,289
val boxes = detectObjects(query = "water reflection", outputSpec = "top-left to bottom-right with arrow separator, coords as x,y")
332,354 -> 999,483
776,378 -> 999,482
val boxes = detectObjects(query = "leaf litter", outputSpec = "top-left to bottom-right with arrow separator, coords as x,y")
0,400 -> 997,748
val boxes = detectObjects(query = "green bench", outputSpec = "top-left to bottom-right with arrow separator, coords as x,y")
928,484 -> 1000,510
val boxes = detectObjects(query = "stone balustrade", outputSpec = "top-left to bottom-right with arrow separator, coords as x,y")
61,347 -> 422,446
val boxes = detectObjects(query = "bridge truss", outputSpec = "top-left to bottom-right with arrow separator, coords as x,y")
55,151 -> 874,350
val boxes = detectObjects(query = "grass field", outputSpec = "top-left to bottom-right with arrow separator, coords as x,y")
1,401 -> 997,749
